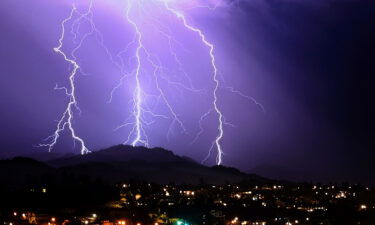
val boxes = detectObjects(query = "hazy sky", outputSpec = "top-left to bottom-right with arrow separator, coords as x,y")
0,0 -> 374,184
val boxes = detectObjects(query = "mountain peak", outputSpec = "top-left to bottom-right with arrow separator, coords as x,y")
48,144 -> 196,167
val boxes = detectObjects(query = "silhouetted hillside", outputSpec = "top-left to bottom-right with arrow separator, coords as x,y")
25,152 -> 75,162
48,145 -> 196,167
0,145 -> 268,186
0,157 -> 55,187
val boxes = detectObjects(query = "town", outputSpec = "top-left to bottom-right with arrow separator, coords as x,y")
1,182 -> 374,225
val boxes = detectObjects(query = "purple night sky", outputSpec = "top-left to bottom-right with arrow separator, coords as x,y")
0,0 -> 374,184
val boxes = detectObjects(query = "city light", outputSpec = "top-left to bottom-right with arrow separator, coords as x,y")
176,220 -> 189,225
231,217 -> 239,224
4,183 -> 374,225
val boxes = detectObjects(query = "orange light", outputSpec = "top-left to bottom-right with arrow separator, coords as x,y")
51,217 -> 56,222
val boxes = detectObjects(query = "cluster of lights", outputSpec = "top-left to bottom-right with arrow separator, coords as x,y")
335,191 -> 347,199
230,217 -> 266,225
231,217 -> 239,224
234,194 -> 241,199
299,206 -> 327,213
10,184 -> 375,225
183,190 -> 195,196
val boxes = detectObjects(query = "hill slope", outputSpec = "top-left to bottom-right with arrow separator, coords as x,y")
1,145 -> 267,185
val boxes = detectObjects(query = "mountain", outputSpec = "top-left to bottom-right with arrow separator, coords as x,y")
0,157 -> 55,187
47,145 -> 196,167
25,152 -> 75,162
0,145 -> 267,186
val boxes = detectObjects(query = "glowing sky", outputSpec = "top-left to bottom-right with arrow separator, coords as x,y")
36,0 -> 259,165
0,0 -> 374,184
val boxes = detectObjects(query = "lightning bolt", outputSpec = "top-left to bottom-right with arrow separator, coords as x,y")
117,0 -> 191,147
41,0 -> 264,166
163,2 -> 224,165
39,4 -> 89,155
126,1 -> 146,147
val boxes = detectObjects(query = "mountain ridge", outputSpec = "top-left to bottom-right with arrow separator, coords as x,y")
0,145 -> 268,185
47,144 -> 197,167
